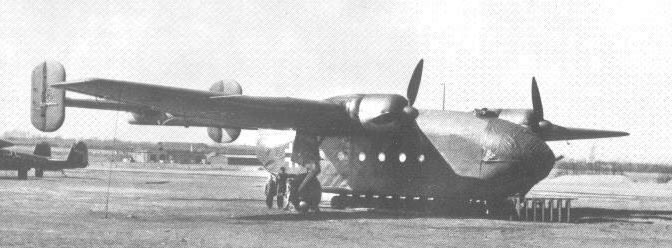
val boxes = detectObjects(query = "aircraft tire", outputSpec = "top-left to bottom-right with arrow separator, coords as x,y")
296,201 -> 309,213
265,194 -> 274,209
35,168 -> 44,178
264,180 -> 277,209
277,194 -> 285,209
17,168 -> 28,180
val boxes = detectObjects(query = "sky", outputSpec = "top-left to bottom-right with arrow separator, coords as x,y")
0,1 -> 670,163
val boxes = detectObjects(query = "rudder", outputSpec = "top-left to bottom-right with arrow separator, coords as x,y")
33,142 -> 51,157
31,61 -> 66,132
66,141 -> 88,168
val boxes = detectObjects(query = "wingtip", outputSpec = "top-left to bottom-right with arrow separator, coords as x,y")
614,131 -> 630,137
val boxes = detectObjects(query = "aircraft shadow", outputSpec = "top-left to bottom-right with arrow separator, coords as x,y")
170,197 -> 265,203
238,207 -> 672,223
573,208 -> 672,224
236,209 -> 480,221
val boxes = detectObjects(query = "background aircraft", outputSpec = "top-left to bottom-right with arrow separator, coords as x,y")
30,60 -> 627,212
0,140 -> 88,179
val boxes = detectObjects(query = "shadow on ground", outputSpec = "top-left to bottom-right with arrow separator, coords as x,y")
238,207 -> 672,223
236,209 -> 488,221
170,197 -> 265,203
573,208 -> 672,224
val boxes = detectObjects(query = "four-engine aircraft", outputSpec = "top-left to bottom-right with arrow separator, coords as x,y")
0,140 -> 88,179
30,60 -> 627,213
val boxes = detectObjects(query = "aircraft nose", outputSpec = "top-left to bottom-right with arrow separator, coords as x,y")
483,119 -> 555,184
519,131 -> 556,183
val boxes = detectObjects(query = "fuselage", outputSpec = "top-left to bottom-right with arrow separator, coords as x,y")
0,149 -> 50,170
257,109 -> 555,200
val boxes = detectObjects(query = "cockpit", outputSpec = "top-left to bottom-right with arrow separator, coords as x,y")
473,108 -> 499,118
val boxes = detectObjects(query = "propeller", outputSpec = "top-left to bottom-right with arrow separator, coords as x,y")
527,77 -> 629,140
358,59 -> 423,132
531,77 -> 543,121
529,77 -> 554,132
407,59 -> 423,106
403,59 -> 423,120
529,77 -> 545,131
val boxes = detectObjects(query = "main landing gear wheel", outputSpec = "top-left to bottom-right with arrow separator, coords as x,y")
277,187 -> 290,210
264,179 -> 277,209
17,168 -> 28,180
35,168 -> 44,178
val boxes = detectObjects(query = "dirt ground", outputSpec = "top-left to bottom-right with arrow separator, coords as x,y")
0,165 -> 671,247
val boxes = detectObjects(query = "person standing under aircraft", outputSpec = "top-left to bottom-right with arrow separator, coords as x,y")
291,132 -> 322,212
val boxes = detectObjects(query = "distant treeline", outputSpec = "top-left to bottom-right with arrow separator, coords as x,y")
556,160 -> 672,174
1,134 -> 258,155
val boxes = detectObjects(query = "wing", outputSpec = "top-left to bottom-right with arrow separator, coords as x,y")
541,125 -> 630,141
54,79 -> 352,133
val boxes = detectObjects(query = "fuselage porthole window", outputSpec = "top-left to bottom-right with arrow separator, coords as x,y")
399,153 -> 407,163
378,152 -> 386,162
337,151 -> 347,161
418,154 -> 426,163
358,152 -> 366,162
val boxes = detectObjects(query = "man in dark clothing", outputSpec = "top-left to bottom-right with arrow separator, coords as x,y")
291,132 -> 322,212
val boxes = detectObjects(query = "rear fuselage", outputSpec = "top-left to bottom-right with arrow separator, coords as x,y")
0,150 -> 49,170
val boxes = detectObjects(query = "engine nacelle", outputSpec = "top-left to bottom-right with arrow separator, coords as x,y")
207,80 -> 243,143
207,127 -> 241,143
344,94 -> 410,132
129,111 -> 172,125
477,108 -> 548,132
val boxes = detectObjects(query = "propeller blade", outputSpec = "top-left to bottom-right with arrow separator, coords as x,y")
531,77 -> 544,120
407,59 -> 424,106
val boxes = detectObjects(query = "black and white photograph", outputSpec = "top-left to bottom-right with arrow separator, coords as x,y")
1,1 -> 671,247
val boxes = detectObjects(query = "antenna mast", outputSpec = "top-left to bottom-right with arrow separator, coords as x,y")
441,83 -> 446,111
